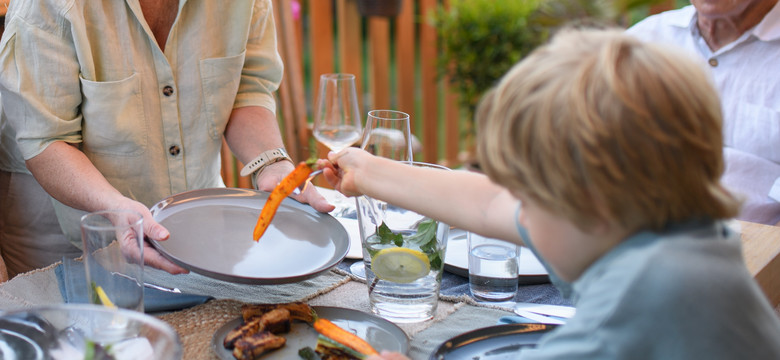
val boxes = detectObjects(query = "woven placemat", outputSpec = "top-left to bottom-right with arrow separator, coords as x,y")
158,298 -> 245,360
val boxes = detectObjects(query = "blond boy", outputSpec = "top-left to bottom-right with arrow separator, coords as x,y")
323,29 -> 780,359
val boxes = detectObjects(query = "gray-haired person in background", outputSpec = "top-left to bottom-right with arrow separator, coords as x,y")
628,0 -> 780,226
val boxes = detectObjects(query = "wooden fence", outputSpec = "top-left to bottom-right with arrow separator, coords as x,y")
283,0 -> 464,166
221,0 -> 678,188
223,0 -> 461,188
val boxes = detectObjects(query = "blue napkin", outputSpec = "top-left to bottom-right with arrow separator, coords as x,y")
498,314 -> 567,325
55,257 -> 213,313
499,316 -> 543,324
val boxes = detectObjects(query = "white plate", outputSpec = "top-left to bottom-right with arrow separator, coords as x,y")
444,229 -> 549,285
316,187 -> 363,259
149,188 -> 349,284
430,323 -> 557,359
212,306 -> 409,359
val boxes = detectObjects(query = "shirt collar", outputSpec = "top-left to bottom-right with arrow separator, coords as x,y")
675,3 -> 780,42
571,220 -> 728,297
667,5 -> 698,29
753,1 -> 780,41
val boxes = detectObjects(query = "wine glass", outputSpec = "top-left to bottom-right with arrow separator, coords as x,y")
313,73 -> 362,152
313,73 -> 363,214
349,110 -> 413,279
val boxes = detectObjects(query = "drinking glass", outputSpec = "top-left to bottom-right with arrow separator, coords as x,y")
81,210 -> 144,312
313,73 -> 363,215
313,73 -> 362,152
357,162 -> 450,323
0,305 -> 182,359
350,110 -> 414,280
468,233 -> 519,302
360,110 -> 413,162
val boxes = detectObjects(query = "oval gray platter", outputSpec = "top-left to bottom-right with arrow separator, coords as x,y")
212,306 -> 409,359
149,188 -> 349,285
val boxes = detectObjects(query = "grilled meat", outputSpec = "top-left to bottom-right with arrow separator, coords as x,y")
232,331 -> 286,360
258,308 -> 292,334
242,302 -> 315,323
223,308 -> 291,349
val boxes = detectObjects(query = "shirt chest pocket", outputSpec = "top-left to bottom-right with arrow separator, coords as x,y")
200,51 -> 246,140
79,73 -> 147,156
727,102 -> 780,163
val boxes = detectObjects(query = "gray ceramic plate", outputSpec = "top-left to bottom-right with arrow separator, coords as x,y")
430,323 -> 557,359
443,229 -> 549,285
211,306 -> 409,359
149,188 -> 349,284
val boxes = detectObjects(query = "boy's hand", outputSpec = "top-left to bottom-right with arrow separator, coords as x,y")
320,148 -> 368,197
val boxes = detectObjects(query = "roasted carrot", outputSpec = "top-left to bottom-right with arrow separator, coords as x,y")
252,161 -> 314,241
312,317 -> 379,356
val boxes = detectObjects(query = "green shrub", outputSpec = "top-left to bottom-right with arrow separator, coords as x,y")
432,0 -> 546,124
430,0 -> 670,148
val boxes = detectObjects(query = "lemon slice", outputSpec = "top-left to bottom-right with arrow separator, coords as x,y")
371,248 -> 430,283
95,285 -> 117,308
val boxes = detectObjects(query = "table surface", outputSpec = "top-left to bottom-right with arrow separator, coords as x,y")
736,220 -> 780,307
0,218 -> 778,359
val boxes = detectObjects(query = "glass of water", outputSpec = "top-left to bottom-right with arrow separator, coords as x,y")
356,162 -> 450,323
467,232 -> 519,302
350,109 -> 414,280
81,209 -> 145,312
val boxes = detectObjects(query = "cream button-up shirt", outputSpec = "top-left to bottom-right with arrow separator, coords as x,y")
0,0 -> 283,241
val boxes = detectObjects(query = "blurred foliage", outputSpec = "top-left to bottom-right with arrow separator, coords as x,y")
430,0 -> 674,138
431,0 -> 545,128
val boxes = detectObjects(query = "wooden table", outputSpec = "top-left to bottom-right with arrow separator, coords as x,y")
0,219 -> 777,359
739,220 -> 780,307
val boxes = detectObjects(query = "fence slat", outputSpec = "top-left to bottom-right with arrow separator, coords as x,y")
395,0 -> 416,119
368,18 -> 391,110
310,0 -> 335,85
444,81 -> 460,167
338,0 -> 364,106
274,0 -> 300,162
419,0 -> 439,164
280,0 -> 310,162
651,0 -> 676,14
220,139 -> 236,187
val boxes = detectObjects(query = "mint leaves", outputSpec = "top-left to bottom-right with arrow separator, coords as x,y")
377,222 -> 404,247
374,220 -> 444,270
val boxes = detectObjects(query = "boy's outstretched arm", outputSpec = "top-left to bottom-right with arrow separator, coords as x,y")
320,148 -> 523,244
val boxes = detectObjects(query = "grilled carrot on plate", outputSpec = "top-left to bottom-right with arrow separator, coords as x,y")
252,160 -> 317,241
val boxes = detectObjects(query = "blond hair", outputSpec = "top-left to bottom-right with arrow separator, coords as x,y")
477,28 -> 739,233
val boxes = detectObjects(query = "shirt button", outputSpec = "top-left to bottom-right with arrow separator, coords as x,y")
168,145 -> 181,156
163,85 -> 174,96
708,58 -> 718,67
